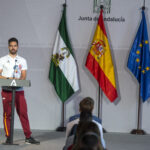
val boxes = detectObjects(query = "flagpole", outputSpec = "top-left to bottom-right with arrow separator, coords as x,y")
137,87 -> 141,130
97,4 -> 107,133
130,1 -> 146,135
142,0 -> 145,10
130,86 -> 145,134
56,2 -> 67,132
97,4 -> 104,120
56,102 -> 66,131
98,86 -> 101,119
62,102 -> 65,127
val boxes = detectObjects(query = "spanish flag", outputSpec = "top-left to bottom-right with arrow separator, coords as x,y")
85,9 -> 118,102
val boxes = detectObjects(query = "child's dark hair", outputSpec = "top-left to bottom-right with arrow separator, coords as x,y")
79,97 -> 94,112
80,132 -> 99,150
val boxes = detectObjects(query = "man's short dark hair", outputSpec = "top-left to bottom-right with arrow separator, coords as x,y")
79,97 -> 94,112
8,37 -> 18,45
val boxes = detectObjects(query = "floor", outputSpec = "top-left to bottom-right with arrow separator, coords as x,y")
0,129 -> 150,150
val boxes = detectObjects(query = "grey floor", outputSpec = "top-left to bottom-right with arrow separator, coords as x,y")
0,129 -> 150,150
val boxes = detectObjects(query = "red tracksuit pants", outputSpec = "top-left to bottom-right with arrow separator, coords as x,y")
1,90 -> 32,138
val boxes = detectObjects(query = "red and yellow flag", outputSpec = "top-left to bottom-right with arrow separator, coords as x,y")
85,9 -> 118,102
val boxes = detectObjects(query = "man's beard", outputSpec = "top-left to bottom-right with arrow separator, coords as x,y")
9,49 -> 17,55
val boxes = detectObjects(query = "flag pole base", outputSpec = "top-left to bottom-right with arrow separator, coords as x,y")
56,126 -> 66,132
130,129 -> 146,135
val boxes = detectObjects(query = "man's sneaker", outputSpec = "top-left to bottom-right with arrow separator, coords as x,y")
25,136 -> 40,145
5,137 -> 11,144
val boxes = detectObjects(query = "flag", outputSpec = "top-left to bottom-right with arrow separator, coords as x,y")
49,4 -> 79,102
127,10 -> 150,102
85,9 -> 118,102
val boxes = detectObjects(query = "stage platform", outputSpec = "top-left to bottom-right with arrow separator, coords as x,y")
0,129 -> 150,150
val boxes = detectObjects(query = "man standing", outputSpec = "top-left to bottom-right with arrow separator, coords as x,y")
0,37 -> 40,144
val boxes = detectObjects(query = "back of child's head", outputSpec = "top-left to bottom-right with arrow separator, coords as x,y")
79,97 -> 94,113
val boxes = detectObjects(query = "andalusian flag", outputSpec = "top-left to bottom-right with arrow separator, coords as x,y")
49,4 -> 79,102
85,9 -> 118,102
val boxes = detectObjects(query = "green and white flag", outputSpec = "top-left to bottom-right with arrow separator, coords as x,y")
49,4 -> 79,103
